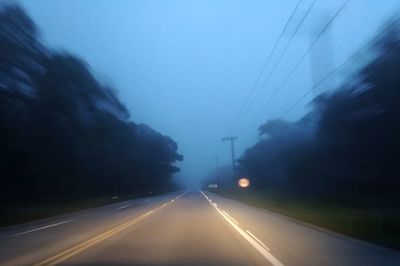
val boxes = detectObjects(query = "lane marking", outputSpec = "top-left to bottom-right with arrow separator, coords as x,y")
199,190 -> 285,266
246,229 -> 271,251
176,191 -> 188,200
115,205 -> 129,211
33,202 -> 167,266
12,220 -> 73,237
222,210 -> 239,225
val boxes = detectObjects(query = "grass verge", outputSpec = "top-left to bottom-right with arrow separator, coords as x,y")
213,188 -> 400,251
0,194 -> 147,227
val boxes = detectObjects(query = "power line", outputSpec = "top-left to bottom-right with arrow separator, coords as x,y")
231,0 -> 398,158
279,32 -> 379,119
235,0 -> 350,143
235,33 -> 375,158
227,0 -> 302,134
232,0 -> 316,133
250,0 -> 350,125
273,0 -> 400,123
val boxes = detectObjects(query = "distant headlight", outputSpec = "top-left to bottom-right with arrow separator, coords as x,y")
238,178 -> 250,188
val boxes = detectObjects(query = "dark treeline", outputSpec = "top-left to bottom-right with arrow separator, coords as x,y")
237,19 -> 400,206
0,4 -> 182,205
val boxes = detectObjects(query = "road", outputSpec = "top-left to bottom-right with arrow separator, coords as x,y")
1,190 -> 400,266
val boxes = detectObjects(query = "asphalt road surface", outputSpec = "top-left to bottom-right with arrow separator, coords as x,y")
1,190 -> 400,266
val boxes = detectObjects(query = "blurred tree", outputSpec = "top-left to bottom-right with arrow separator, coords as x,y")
239,18 -> 400,205
0,3 -> 182,205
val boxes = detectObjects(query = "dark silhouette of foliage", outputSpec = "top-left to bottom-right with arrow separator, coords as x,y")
0,4 -> 182,205
239,18 -> 400,206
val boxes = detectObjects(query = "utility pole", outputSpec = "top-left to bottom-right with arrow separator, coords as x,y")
215,156 -> 220,187
222,136 -> 237,173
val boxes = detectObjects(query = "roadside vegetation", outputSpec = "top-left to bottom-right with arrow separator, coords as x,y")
205,18 -> 400,250
214,188 -> 400,250
0,3 -> 182,225
0,194 -> 148,227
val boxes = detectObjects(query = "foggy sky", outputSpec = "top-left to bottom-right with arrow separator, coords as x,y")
19,0 -> 399,187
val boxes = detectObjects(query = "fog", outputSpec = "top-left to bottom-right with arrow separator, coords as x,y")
19,0 -> 400,188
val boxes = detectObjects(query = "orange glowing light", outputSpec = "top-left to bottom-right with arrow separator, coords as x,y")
238,178 -> 250,188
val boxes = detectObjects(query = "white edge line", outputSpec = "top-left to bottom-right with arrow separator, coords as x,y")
12,219 -> 73,237
199,190 -> 285,266
246,229 -> 271,251
222,210 -> 240,225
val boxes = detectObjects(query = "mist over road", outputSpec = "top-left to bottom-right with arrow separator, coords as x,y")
1,191 -> 399,266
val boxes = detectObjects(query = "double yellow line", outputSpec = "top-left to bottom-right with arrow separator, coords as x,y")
34,206 -> 161,266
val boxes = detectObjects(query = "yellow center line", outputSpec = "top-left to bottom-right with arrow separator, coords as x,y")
33,205 -> 165,266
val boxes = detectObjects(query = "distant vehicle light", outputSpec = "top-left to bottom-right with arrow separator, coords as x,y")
238,178 -> 250,188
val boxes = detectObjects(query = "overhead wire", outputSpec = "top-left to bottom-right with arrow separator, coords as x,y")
278,28 -> 381,119
231,0 -> 316,134
226,0 -> 303,135
249,0 -> 350,125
